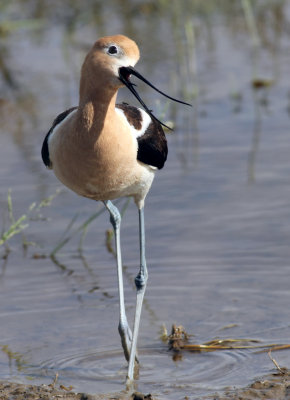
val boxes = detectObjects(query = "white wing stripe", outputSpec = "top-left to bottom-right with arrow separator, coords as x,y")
48,109 -> 77,145
115,107 -> 151,139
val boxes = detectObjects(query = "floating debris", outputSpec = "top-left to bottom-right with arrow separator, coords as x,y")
168,324 -> 190,351
48,373 -> 58,389
268,350 -> 288,375
251,78 -> 274,89
164,324 -> 290,354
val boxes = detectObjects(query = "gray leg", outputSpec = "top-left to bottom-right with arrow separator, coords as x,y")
127,206 -> 148,382
104,200 -> 132,362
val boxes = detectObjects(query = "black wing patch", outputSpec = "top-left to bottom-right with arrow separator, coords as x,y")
137,119 -> 167,169
116,102 -> 168,170
41,107 -> 77,168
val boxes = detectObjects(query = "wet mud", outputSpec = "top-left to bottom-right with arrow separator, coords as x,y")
208,371 -> 290,400
0,381 -> 153,400
1,370 -> 290,400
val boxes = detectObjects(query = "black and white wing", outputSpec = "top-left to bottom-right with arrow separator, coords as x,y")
41,107 -> 77,168
116,103 -> 168,169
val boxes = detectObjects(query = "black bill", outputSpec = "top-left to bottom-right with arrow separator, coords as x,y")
119,66 -> 191,130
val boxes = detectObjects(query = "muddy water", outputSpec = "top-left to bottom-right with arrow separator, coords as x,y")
1,2 -> 290,399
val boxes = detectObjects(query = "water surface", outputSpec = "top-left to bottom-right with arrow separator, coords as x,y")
1,2 -> 290,399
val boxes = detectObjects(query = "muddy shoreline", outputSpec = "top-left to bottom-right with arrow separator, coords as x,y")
1,370 -> 290,400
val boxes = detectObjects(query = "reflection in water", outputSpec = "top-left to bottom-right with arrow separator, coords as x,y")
247,86 -> 271,185
247,92 -> 262,184
1,1 -> 288,106
0,344 -> 27,374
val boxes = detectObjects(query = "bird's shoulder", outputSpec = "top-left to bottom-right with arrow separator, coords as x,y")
116,102 -> 168,169
41,106 -> 78,168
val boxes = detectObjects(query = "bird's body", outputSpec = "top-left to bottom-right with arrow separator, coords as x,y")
42,34 -> 189,383
43,101 -> 165,206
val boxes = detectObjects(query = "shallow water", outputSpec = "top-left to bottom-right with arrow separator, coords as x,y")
1,1 -> 290,399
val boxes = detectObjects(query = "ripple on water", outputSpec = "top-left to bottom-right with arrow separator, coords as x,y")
24,343 -> 260,398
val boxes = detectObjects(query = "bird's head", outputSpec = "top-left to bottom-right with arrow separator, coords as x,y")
80,34 -> 191,128
81,35 -> 139,91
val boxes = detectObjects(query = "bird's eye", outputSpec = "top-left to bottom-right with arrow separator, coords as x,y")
108,45 -> 118,55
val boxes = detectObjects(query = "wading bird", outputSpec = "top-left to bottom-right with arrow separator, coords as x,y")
41,35 -> 190,382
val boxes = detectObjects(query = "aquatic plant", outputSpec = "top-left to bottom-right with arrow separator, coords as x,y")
0,189 -> 59,253
1,344 -> 27,373
0,190 -> 28,247
51,197 -> 131,256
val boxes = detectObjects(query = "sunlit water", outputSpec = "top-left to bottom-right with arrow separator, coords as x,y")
1,2 -> 290,399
